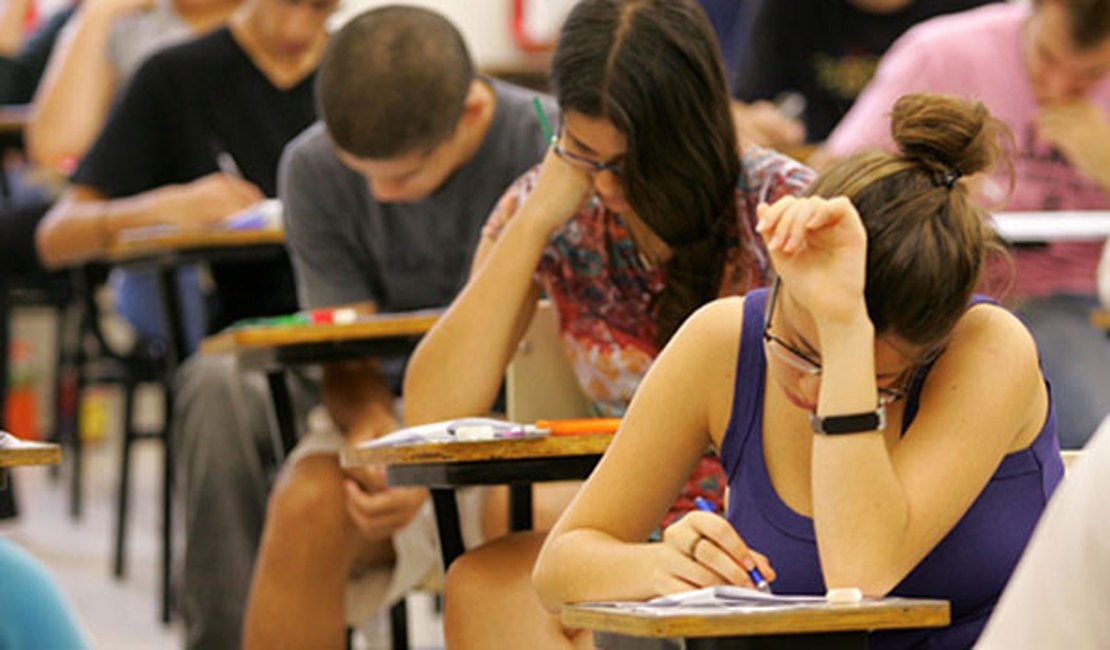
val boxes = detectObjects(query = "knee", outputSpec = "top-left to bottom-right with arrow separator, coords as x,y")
266,455 -> 345,528
445,532 -> 544,606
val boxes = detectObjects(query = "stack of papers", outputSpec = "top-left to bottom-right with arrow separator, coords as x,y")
583,586 -> 828,616
362,418 -> 548,448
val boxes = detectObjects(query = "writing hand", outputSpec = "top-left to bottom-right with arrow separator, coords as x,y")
654,510 -> 775,595
159,172 -> 264,230
1037,100 -> 1110,189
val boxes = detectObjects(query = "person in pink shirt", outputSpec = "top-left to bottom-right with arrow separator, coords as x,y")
821,0 -> 1110,449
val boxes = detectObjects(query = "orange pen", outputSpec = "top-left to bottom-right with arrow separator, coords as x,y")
534,418 -> 622,436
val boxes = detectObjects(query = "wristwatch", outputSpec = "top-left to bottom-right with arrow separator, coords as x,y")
809,404 -> 886,435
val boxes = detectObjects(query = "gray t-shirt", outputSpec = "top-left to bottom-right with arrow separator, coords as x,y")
279,79 -> 556,312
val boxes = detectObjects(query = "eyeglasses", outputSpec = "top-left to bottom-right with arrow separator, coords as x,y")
762,278 -> 907,405
552,120 -> 623,177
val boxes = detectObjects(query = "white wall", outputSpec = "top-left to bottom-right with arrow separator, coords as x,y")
331,0 -> 521,68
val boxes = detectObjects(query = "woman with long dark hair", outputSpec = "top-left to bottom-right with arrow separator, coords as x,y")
404,0 -> 812,646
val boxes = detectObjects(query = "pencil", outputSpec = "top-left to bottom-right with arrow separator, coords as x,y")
532,97 -> 555,145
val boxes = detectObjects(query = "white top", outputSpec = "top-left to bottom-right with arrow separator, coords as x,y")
976,416 -> 1110,649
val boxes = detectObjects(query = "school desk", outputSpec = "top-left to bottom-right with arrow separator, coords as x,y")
1092,308 -> 1109,331
564,596 -> 950,649
990,211 -> 1110,243
1,431 -> 61,491
341,432 -> 613,568
201,309 -> 440,458
98,226 -> 285,622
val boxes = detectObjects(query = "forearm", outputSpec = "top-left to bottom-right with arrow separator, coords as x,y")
811,311 -> 909,594
403,209 -> 551,425
534,528 -> 664,611
322,361 -> 398,444
0,0 -> 31,56
36,187 -> 182,268
26,7 -> 118,166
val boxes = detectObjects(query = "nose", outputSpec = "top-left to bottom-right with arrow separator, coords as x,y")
592,169 -> 622,199
1041,68 -> 1084,100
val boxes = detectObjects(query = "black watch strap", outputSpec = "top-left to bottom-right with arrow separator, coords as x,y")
809,405 -> 886,435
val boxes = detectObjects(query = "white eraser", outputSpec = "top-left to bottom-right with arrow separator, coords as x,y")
454,425 -> 496,441
825,587 -> 863,605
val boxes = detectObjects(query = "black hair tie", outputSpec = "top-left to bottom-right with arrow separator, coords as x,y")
940,167 -> 962,190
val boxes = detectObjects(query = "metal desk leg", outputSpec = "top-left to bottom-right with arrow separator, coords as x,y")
509,484 -> 532,532
265,370 -> 298,459
430,488 -> 464,569
154,268 -> 184,624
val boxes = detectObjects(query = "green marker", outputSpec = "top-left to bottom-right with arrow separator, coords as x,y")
532,96 -> 555,145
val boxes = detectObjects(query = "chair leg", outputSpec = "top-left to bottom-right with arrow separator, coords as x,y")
389,599 -> 409,650
113,379 -> 137,579
161,380 -> 174,624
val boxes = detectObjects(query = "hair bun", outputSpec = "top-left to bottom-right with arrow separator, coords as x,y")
890,93 -> 1006,180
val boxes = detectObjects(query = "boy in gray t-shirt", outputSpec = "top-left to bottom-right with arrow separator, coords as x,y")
177,7 -> 555,649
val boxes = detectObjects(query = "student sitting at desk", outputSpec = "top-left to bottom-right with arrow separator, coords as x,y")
402,0 -> 813,645
33,0 -> 335,646
240,7 -> 556,648
529,93 -> 1064,648
818,0 -> 1110,449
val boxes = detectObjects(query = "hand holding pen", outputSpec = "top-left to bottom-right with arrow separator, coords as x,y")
656,496 -> 775,595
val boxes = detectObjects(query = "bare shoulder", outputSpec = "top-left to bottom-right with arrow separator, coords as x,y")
951,302 -> 1038,364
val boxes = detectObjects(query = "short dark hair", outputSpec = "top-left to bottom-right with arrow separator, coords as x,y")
316,5 -> 475,158
1036,0 -> 1110,49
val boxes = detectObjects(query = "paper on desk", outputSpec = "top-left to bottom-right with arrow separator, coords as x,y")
581,586 -> 826,616
0,431 -> 55,451
360,418 -> 547,448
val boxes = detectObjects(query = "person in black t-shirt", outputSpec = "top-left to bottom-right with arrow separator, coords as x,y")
34,0 -> 336,647
733,0 -> 997,144
35,0 -> 336,332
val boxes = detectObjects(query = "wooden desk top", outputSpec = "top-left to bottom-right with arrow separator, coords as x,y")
107,227 -> 285,264
342,433 -> 613,468
202,309 -> 441,355
563,597 -> 950,639
1093,308 -> 1110,330
0,433 -> 61,468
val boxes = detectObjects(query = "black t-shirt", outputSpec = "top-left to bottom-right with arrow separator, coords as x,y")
75,26 -> 314,331
734,0 -> 996,141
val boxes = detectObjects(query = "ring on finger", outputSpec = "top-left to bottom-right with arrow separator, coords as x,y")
687,535 -> 702,558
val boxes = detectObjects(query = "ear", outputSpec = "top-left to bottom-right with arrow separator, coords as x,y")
456,79 -> 492,128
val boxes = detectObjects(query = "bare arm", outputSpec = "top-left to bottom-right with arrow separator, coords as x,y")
760,196 -> 1047,595
36,172 -> 263,268
0,0 -> 33,56
403,151 -> 591,425
25,0 -> 152,166
534,299 -> 770,609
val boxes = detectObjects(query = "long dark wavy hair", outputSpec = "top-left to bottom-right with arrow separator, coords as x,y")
551,0 -> 741,345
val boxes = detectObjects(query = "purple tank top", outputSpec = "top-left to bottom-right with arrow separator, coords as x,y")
719,288 -> 1064,649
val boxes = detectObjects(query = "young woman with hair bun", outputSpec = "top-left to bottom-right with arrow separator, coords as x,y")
533,92 -> 1064,649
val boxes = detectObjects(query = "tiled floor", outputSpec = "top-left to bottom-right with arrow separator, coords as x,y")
1,410 -> 446,649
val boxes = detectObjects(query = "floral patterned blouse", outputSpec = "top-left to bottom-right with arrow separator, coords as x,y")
485,145 -> 815,523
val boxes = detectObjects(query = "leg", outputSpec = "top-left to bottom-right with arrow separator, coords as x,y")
1019,294 -> 1110,449
243,452 -> 393,649
174,355 -> 289,649
444,532 -> 592,650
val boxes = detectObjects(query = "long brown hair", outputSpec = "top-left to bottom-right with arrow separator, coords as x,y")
807,93 -> 1013,349
551,0 -> 740,345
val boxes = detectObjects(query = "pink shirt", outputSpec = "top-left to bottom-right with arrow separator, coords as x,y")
825,3 -> 1110,299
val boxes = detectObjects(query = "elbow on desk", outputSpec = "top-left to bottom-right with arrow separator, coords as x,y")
530,536 -> 572,614
34,202 -> 92,270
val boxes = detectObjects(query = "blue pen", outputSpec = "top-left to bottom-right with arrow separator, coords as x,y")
694,496 -> 772,594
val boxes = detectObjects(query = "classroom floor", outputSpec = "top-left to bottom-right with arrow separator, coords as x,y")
1,311 -> 446,649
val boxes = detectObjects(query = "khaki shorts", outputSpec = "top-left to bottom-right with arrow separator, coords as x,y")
288,406 -> 488,626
